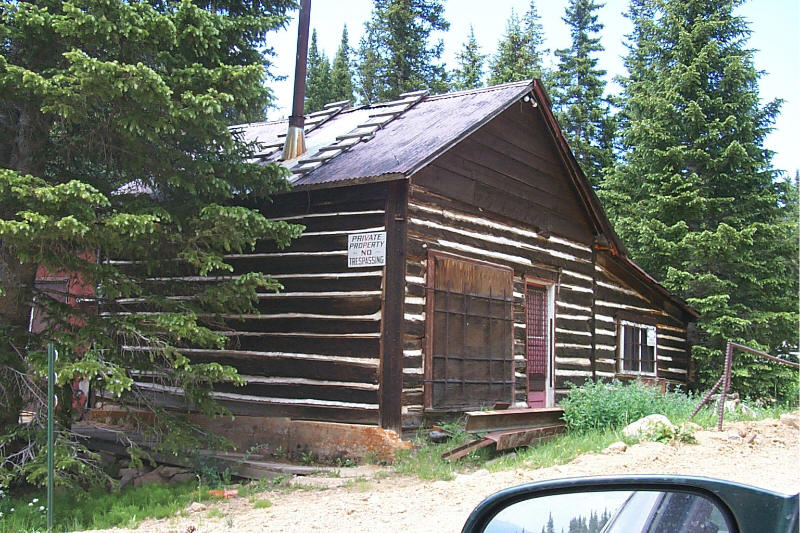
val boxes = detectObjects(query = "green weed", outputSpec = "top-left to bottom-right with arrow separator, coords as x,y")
207,508 -> 225,518
252,499 -> 273,509
0,481 -> 207,533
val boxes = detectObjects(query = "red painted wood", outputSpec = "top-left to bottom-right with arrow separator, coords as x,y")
526,284 -> 548,407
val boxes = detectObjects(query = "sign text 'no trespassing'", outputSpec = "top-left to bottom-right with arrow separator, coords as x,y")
348,231 -> 386,268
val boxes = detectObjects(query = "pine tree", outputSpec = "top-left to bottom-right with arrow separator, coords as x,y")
330,25 -> 356,105
549,0 -> 614,186
450,25 -> 485,91
601,0 -> 798,401
488,1 -> 548,86
356,0 -> 449,102
0,0 -> 301,485
305,29 -> 332,113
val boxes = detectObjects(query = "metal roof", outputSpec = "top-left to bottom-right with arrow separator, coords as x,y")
231,80 -> 697,319
231,81 -> 533,188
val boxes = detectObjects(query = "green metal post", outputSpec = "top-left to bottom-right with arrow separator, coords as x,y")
47,344 -> 55,532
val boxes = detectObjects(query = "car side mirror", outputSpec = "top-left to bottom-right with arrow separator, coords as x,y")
461,476 -> 798,533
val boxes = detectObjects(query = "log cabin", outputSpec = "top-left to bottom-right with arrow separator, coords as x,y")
125,80 -> 699,443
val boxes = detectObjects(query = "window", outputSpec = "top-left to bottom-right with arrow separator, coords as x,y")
618,320 -> 657,375
425,253 -> 514,410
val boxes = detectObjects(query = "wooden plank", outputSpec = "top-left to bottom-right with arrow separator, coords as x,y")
379,179 -> 408,433
464,407 -> 564,433
492,424 -> 565,451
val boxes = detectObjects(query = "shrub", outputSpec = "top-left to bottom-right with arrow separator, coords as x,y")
561,379 -> 697,433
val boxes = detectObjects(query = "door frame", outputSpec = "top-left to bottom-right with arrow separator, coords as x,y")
525,277 -> 556,408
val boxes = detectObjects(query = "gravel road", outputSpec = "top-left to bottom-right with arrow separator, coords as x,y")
87,415 -> 799,533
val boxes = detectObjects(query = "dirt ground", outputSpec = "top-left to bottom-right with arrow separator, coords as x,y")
89,415 -> 799,533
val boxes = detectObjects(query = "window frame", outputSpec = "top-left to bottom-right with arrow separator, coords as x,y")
424,251 -> 515,411
617,319 -> 658,377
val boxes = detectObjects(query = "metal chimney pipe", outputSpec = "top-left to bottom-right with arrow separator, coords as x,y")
282,0 -> 311,160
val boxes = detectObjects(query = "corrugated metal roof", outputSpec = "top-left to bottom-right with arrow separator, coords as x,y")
231,81 -> 533,188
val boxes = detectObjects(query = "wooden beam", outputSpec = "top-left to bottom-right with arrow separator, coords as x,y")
379,179 -> 408,433
463,407 -> 564,433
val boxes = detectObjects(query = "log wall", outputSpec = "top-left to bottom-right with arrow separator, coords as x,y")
401,103 -> 692,430
117,183 -> 392,425
112,99 -> 692,434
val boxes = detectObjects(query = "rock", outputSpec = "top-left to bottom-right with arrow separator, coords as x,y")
682,422 -> 702,432
779,413 -> 799,429
170,472 -> 197,484
427,430 -> 450,443
727,430 -> 742,441
134,467 -> 168,487
159,465 -> 190,479
602,441 -> 627,454
186,502 -> 207,513
119,470 -> 135,489
622,414 -> 675,441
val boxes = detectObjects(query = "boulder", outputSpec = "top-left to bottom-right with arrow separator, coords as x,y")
601,441 -> 627,454
681,422 -> 702,432
622,414 -> 675,441
170,472 -> 197,484
134,466 -> 169,487
779,413 -> 799,429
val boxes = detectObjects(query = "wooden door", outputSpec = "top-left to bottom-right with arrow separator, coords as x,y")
526,284 -> 549,407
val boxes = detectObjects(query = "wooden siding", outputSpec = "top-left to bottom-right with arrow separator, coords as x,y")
401,102 -> 691,429
591,262 -> 691,388
402,182 -> 597,428
120,183 -> 391,425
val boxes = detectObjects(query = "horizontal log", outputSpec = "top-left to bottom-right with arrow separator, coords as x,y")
222,333 -> 380,358
135,387 -> 379,425
210,381 -> 378,405
209,316 -> 381,335
181,348 -> 379,382
270,212 -> 386,234
253,182 -> 388,219
409,187 -> 593,256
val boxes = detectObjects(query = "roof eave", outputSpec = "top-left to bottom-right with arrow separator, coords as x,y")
529,80 -> 698,320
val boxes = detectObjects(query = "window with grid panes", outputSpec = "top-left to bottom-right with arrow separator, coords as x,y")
618,320 -> 657,376
426,253 -> 514,410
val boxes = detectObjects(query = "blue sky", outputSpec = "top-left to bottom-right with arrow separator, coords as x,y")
265,0 -> 799,177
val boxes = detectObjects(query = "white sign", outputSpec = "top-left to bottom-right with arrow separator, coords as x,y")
348,231 -> 386,268
646,326 -> 657,346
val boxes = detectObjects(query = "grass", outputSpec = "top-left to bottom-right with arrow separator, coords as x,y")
1,386 -> 794,532
0,481 -> 209,533
206,507 -> 225,518
393,384 -> 798,482
252,499 -> 273,509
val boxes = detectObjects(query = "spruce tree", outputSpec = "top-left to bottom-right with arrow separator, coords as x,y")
330,25 -> 356,105
450,25 -> 485,91
356,0 -> 449,102
305,29 -> 332,113
601,0 -> 798,400
488,2 -> 548,86
0,0 -> 301,485
549,0 -> 614,186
